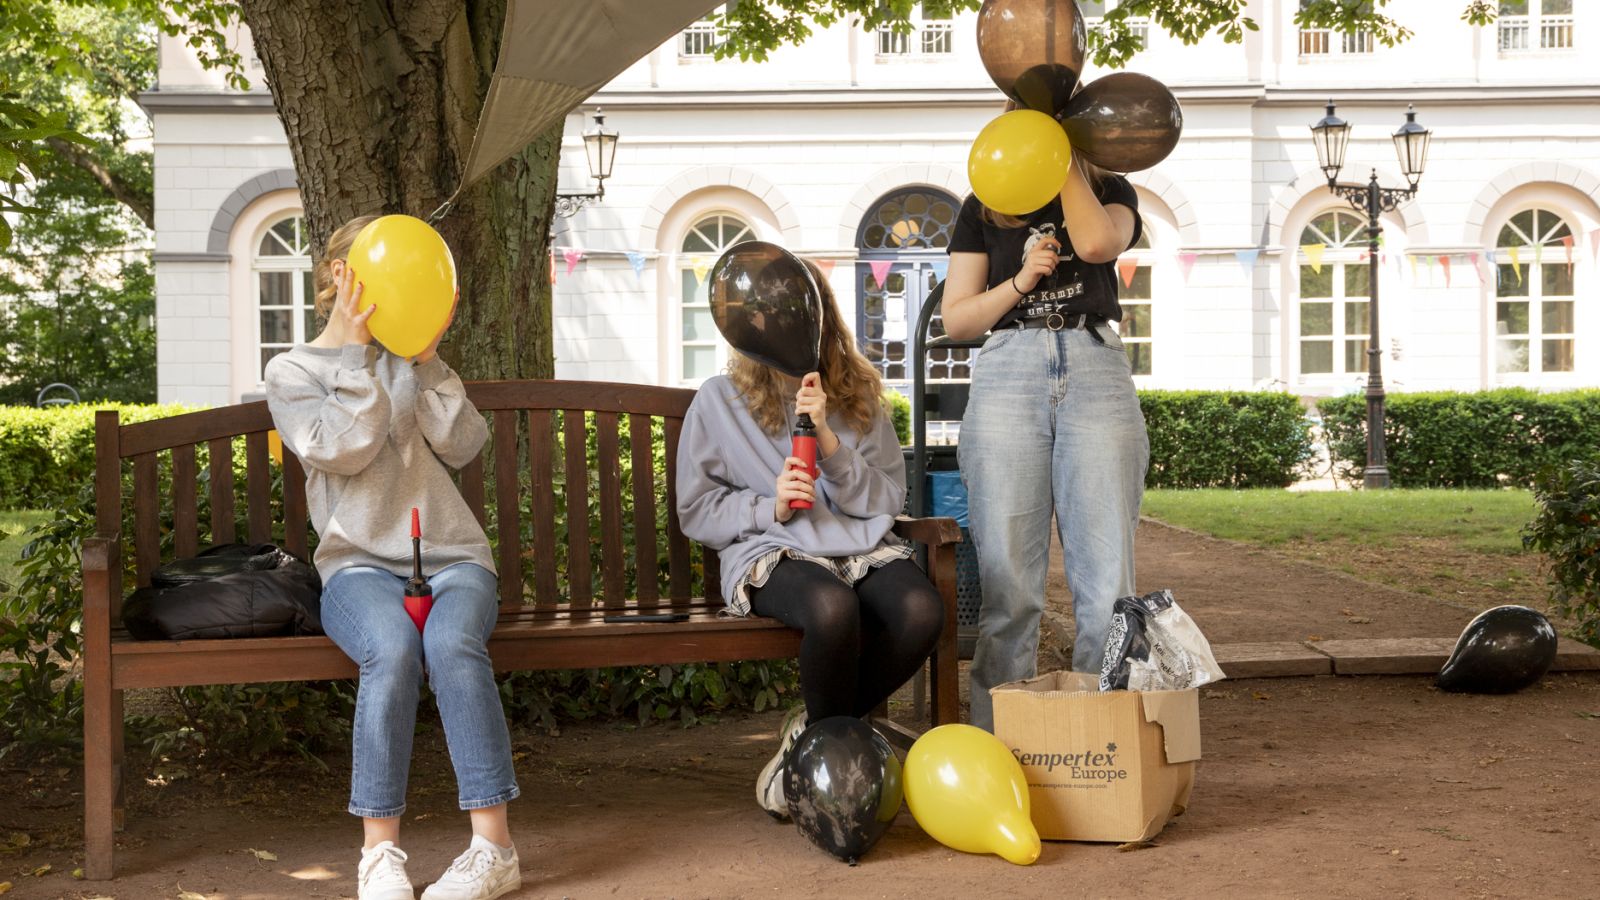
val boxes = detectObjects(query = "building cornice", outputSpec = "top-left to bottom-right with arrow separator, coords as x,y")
139,90 -> 276,114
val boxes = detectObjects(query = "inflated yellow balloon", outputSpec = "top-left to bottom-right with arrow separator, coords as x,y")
346,214 -> 457,358
967,109 -> 1074,217
904,724 -> 1041,866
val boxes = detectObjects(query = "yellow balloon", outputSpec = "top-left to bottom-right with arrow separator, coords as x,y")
903,724 -> 1041,866
346,214 -> 457,358
967,109 -> 1074,217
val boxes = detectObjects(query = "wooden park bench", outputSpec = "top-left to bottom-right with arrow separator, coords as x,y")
81,380 -> 961,879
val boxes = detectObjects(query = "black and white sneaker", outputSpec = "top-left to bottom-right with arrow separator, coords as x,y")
756,704 -> 808,820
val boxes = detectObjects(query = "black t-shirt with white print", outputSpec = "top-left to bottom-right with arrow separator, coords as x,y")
947,175 -> 1143,330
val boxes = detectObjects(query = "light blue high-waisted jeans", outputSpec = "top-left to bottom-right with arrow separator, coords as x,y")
959,323 -> 1149,731
322,563 -> 519,818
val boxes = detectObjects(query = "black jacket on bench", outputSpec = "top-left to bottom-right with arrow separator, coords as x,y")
122,544 -> 323,640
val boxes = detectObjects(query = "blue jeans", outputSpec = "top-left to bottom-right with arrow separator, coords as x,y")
959,324 -> 1149,730
322,563 -> 519,818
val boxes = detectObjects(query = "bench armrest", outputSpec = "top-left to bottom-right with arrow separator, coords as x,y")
892,515 -> 962,548
82,533 -> 120,623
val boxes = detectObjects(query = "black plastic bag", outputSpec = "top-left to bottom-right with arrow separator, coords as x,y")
1097,590 -> 1224,692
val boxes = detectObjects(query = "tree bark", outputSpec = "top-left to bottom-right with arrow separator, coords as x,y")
236,0 -> 558,381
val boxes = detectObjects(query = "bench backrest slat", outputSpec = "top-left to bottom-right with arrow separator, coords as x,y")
282,450 -> 309,560
527,410 -> 559,609
594,411 -> 626,608
133,452 -> 160,587
98,382 -> 719,616
629,413 -> 659,608
244,431 -> 272,544
562,409 -> 594,610
492,410 -> 522,610
207,437 -> 236,545
662,416 -> 692,603
172,444 -> 200,559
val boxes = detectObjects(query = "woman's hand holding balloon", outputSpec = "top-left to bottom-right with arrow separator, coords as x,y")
1014,236 -> 1060,294
775,458 -> 815,523
325,261 -> 375,346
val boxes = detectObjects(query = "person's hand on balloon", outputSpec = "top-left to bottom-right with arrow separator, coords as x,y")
1014,236 -> 1060,295
775,458 -> 815,524
413,288 -> 459,365
327,260 -> 375,346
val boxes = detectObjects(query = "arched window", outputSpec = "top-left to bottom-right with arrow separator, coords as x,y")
678,213 -> 752,383
1297,209 -> 1371,379
255,214 -> 314,380
1494,207 -> 1575,377
1118,230 -> 1153,376
857,187 -> 962,392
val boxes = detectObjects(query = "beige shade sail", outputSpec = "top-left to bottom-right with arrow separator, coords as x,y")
462,0 -> 722,186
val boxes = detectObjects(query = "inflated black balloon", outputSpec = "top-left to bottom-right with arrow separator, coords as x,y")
1437,605 -> 1558,694
1062,72 -> 1184,173
707,241 -> 822,378
977,0 -> 1087,116
783,716 -> 904,864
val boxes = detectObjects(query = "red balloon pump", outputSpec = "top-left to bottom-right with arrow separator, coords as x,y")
789,412 -> 819,510
404,507 -> 433,633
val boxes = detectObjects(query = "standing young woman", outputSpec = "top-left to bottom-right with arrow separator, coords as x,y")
675,260 -> 943,818
942,152 -> 1148,731
266,216 -> 521,900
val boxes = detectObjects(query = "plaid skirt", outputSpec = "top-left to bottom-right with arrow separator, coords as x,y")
726,540 -> 916,617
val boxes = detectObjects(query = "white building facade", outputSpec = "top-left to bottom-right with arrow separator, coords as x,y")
147,1 -> 1600,408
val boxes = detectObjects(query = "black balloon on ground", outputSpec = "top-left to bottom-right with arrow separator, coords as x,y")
1437,605 -> 1558,694
1062,72 -> 1184,172
707,240 -> 822,377
977,0 -> 1087,116
783,716 -> 904,864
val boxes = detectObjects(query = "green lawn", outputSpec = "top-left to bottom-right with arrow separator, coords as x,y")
1141,489 -> 1535,556
0,509 -> 52,584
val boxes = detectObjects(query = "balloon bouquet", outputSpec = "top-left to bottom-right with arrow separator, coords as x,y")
969,0 -> 1183,214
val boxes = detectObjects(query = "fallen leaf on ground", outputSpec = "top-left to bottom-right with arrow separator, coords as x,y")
178,886 -> 208,900
1253,691 -> 1272,701
1116,840 -> 1156,852
1347,616 -> 1373,625
0,882 -> 11,894
72,867 -> 84,879
29,865 -> 49,877
248,848 -> 278,862
6,833 -> 27,848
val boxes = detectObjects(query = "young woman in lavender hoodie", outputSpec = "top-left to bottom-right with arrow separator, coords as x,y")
675,259 -> 943,819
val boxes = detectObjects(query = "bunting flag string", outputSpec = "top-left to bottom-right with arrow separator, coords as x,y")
549,249 -> 557,285
563,248 -> 585,275
815,259 -> 837,279
625,250 -> 646,279
1471,251 -> 1488,286
1440,255 -> 1452,288
1534,242 -> 1543,266
1560,234 -> 1575,278
869,259 -> 894,289
1301,243 -> 1326,274
1590,229 -> 1600,267
1508,246 -> 1523,284
1177,252 -> 1197,283
1234,248 -> 1260,275
929,259 -> 949,282
1408,255 -> 1418,282
691,255 -> 712,285
1116,258 -> 1138,289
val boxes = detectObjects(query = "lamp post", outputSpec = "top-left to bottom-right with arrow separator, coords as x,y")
1309,101 -> 1431,489
554,108 -> 619,218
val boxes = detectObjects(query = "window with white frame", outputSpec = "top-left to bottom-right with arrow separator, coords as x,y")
1494,207 -> 1575,377
678,213 -> 753,383
680,4 -> 735,58
1080,1 -> 1150,51
1498,0 -> 1574,52
1118,231 -> 1153,376
255,214 -> 315,380
1297,0 -> 1374,56
1297,210 -> 1373,380
877,4 -> 953,56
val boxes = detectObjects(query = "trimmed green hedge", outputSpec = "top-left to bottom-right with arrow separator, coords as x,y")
0,404 -> 195,506
1139,390 -> 1315,489
1318,390 -> 1600,488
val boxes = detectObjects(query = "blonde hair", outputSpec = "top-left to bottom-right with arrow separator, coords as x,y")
312,215 -> 380,319
728,258 -> 887,438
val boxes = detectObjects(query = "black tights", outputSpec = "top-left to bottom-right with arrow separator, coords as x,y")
749,558 -> 943,721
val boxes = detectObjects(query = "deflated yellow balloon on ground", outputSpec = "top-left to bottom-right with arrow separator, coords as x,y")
903,723 -> 1041,865
967,109 -> 1074,217
346,214 -> 457,358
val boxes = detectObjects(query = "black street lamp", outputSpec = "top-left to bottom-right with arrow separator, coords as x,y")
1309,101 -> 1431,489
555,108 -> 619,218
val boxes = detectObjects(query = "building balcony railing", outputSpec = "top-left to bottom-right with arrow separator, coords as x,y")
680,22 -> 721,58
1498,14 -> 1575,52
1087,17 -> 1150,51
1299,28 -> 1374,57
876,21 -> 953,57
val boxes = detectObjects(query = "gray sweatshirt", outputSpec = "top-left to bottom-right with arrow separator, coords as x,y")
264,344 -> 495,581
676,375 -> 907,606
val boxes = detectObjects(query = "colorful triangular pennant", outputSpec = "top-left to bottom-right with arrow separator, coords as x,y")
1302,243 -> 1326,274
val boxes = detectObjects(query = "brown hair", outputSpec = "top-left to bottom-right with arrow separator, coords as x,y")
977,158 -> 1113,228
727,258 -> 887,437
312,215 -> 380,319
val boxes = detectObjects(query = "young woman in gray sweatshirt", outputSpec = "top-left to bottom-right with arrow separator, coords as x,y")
675,259 -> 943,820
265,216 -> 521,900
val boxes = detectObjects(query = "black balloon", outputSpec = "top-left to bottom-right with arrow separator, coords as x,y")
707,240 -> 822,377
1437,605 -> 1558,694
1062,72 -> 1184,173
977,0 -> 1087,116
783,717 -> 904,864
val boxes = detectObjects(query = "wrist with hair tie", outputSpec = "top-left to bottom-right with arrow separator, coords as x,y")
1011,274 -> 1026,297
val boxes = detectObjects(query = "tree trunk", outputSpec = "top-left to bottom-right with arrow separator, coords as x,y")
236,0 -> 558,381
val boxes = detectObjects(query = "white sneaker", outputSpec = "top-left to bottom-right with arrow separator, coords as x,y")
420,834 -> 521,900
756,704 -> 809,820
358,841 -> 415,900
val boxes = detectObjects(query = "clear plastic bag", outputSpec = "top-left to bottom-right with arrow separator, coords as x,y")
1097,590 -> 1225,692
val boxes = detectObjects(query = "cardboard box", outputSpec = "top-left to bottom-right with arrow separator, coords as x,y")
992,670 -> 1201,843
